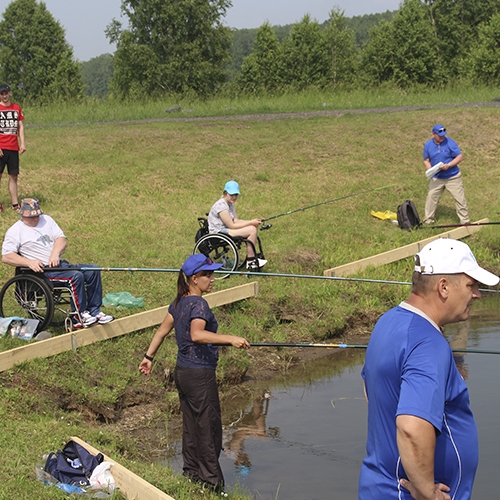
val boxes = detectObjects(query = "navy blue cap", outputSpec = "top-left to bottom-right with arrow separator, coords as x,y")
181,254 -> 223,276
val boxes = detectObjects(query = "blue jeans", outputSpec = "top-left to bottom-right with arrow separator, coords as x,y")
45,260 -> 102,316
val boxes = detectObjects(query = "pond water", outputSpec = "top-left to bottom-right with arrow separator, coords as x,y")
164,296 -> 500,500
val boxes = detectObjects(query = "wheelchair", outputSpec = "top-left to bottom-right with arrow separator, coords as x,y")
0,268 -> 83,334
193,217 -> 265,279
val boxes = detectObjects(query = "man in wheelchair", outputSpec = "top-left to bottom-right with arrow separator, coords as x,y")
1,198 -> 113,328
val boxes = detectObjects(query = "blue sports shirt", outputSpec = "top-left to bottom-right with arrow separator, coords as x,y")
423,136 -> 461,179
358,304 -> 478,499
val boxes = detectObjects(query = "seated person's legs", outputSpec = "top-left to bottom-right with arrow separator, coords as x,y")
46,261 -> 113,326
227,226 -> 267,269
76,263 -> 113,324
45,265 -> 93,326
228,226 -> 258,258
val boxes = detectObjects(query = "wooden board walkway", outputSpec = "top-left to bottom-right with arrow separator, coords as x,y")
71,436 -> 175,500
0,282 -> 258,373
324,219 -> 489,277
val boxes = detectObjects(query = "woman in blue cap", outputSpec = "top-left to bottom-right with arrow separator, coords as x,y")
208,180 -> 267,270
139,254 -> 250,495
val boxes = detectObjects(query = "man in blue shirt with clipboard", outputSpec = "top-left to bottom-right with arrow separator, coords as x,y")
422,124 -> 469,225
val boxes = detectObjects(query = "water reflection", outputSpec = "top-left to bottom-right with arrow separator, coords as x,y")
224,391 -> 271,476
449,320 -> 470,379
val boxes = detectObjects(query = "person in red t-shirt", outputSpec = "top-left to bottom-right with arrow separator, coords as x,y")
0,83 -> 26,212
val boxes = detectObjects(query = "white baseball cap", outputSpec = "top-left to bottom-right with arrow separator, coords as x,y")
415,238 -> 499,286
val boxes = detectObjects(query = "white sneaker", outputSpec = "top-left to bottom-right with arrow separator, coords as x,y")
246,259 -> 259,270
81,311 -> 97,327
95,311 -> 114,324
246,258 -> 268,270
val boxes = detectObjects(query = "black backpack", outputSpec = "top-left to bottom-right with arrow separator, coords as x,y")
44,440 -> 104,486
397,200 -> 421,230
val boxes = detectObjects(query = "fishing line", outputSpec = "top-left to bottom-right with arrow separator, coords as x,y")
249,342 -> 500,355
420,222 -> 500,229
28,266 -> 500,294
261,184 -> 396,223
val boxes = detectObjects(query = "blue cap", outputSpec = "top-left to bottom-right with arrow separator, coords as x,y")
224,180 -> 240,195
181,254 -> 223,277
432,124 -> 447,136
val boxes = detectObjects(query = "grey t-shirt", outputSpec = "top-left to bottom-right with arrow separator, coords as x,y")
208,198 -> 236,233
2,215 -> 65,264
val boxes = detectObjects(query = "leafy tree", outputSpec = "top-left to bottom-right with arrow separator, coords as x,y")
464,13 -> 500,85
228,24 -> 293,79
360,20 -> 395,84
0,0 -> 84,104
228,28 -> 258,80
280,15 -> 330,89
424,0 -> 500,75
236,23 -> 282,92
361,0 -> 438,87
324,8 -> 359,87
345,10 -> 396,47
106,0 -> 232,98
228,14 -> 391,80
81,54 -> 114,99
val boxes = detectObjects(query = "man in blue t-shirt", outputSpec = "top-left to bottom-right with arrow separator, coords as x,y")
359,238 -> 499,500
422,124 -> 469,225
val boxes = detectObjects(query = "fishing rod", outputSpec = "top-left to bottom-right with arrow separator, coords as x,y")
219,269 -> 499,293
25,267 -> 500,293
249,342 -> 500,355
420,222 -> 500,229
21,266 -> 180,274
261,183 -> 396,225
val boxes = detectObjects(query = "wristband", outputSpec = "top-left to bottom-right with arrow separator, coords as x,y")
144,354 -> 154,362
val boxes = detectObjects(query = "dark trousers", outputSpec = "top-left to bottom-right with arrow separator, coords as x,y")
174,365 -> 224,488
45,260 -> 102,316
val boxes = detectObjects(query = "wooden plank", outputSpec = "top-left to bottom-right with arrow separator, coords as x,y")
206,281 -> 258,308
0,282 -> 258,372
324,219 -> 489,277
71,436 -> 175,500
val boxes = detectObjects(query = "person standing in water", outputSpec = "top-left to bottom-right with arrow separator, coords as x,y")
139,254 -> 250,495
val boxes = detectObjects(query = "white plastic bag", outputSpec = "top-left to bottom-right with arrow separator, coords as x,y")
89,462 -> 116,492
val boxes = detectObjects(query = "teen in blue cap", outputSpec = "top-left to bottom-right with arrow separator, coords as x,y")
139,254 -> 250,495
207,180 -> 267,270
422,124 -> 469,225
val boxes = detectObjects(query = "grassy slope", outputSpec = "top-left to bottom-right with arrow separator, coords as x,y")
0,95 -> 499,499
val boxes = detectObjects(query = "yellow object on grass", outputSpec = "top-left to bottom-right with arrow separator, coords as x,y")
370,210 -> 398,221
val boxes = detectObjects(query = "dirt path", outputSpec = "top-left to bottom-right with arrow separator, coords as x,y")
27,100 -> 500,129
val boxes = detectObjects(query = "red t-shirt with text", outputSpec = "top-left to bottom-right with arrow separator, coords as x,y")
0,103 -> 24,151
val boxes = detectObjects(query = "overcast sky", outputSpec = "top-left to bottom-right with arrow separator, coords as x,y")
0,0 -> 401,62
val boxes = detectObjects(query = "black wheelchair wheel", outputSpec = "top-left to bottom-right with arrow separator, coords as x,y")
193,233 -> 240,279
0,274 -> 55,333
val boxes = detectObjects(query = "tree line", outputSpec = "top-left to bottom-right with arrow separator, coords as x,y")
1,0 -> 500,104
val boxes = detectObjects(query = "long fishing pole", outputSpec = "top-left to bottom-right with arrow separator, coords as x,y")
421,221 -> 500,229
261,183 -> 396,224
26,267 -> 499,293
249,342 -> 500,355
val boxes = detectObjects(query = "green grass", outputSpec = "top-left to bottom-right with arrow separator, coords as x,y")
24,82 -> 500,125
0,89 -> 499,498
